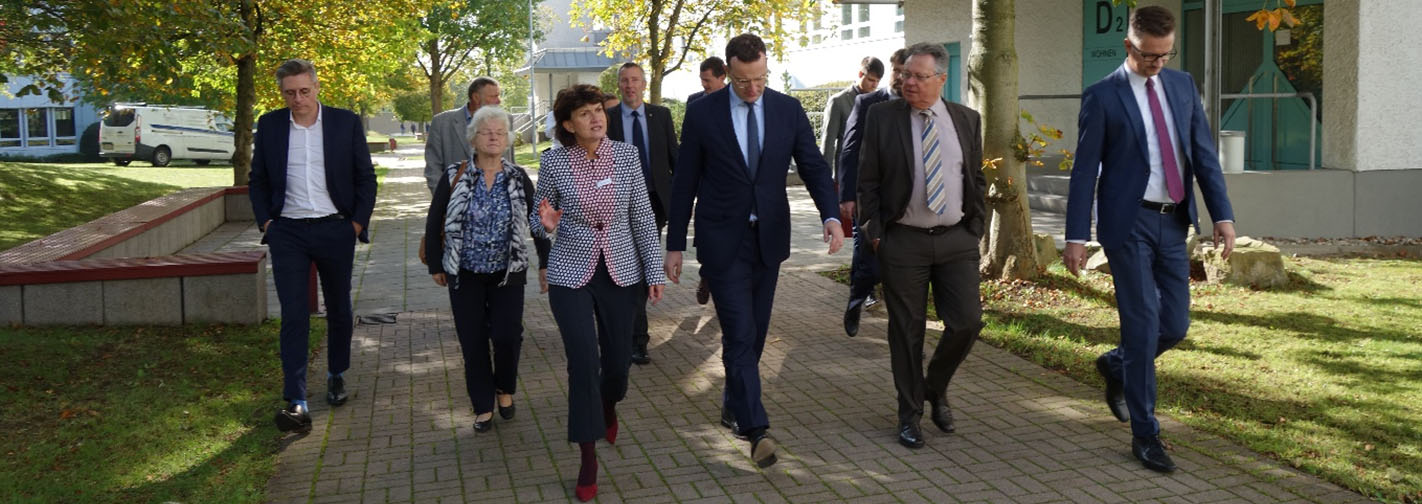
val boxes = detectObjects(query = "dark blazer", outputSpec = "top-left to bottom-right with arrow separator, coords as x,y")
606,102 -> 678,216
249,104 -> 377,243
666,87 -> 839,270
686,91 -> 706,104
837,88 -> 894,202
423,162 -> 550,282
1067,67 -> 1234,249
856,98 -> 987,243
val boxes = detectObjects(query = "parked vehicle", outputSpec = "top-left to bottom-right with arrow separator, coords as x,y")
98,103 -> 235,166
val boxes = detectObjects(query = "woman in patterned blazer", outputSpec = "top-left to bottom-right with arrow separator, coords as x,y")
424,106 -> 550,433
536,84 -> 666,502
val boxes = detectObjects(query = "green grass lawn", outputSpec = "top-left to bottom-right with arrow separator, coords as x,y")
825,256 -> 1422,502
0,320 -> 323,503
0,161 -> 234,251
513,140 -> 551,171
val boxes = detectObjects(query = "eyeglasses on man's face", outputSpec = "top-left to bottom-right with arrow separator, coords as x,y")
1127,42 -> 1176,63
901,70 -> 944,82
731,73 -> 770,88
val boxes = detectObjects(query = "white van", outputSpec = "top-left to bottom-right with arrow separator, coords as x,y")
98,103 -> 235,166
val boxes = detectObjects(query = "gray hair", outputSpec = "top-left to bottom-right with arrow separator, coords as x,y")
275,59 -> 319,86
903,42 -> 949,76
467,106 -> 514,147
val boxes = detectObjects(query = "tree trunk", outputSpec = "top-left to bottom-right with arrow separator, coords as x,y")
648,62 -> 664,105
427,39 -> 445,115
968,0 -> 1039,280
233,53 -> 256,186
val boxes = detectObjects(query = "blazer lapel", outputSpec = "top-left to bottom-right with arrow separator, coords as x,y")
273,108 -> 292,190
895,100 -> 914,180
1163,71 -> 1195,169
1113,69 -> 1151,166
606,104 -> 624,142
320,105 -> 340,192
712,91 -> 751,183
945,99 -> 975,197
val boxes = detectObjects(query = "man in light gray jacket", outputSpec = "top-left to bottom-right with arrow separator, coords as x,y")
820,57 -> 883,185
424,77 -> 501,193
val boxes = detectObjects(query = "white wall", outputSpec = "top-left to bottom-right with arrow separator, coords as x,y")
1328,1 -> 1422,172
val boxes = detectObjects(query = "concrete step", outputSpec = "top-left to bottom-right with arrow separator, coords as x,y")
1026,173 -> 1072,197
1029,192 -> 1070,214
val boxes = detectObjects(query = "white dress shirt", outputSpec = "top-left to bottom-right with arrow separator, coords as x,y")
900,100 -> 964,228
282,106 -> 340,218
1125,67 -> 1186,205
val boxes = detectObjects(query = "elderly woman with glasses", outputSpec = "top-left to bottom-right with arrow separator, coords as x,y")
535,84 -> 665,502
424,106 -> 550,433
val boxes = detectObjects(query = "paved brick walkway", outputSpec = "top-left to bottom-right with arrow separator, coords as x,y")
233,149 -> 1368,503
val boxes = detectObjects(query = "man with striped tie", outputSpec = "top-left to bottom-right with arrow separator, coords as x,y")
856,42 -> 986,450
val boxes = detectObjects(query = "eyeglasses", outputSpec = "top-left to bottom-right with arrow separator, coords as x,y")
1127,42 -> 1176,63
730,73 -> 770,88
901,71 -> 944,82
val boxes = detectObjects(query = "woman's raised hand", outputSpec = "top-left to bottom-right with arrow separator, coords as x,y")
538,198 -> 563,232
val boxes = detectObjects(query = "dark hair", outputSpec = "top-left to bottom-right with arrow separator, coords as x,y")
724,33 -> 767,67
617,61 -> 644,79
467,77 -> 499,103
274,59 -> 318,86
1129,6 -> 1176,38
699,56 -> 726,77
860,56 -> 885,79
553,84 -> 605,147
890,48 -> 909,66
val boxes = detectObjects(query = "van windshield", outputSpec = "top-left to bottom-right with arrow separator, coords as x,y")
103,109 -> 135,127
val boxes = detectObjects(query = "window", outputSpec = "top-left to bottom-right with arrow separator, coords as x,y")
841,5 -> 851,24
859,26 -> 871,38
0,109 -> 20,148
842,29 -> 853,41
895,20 -> 904,33
897,6 -> 904,16
53,108 -> 76,146
25,108 -> 49,147
859,5 -> 870,22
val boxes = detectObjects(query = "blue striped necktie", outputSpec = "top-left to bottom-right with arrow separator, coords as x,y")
920,109 -> 946,214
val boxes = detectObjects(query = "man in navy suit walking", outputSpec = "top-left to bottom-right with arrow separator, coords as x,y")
249,59 -> 377,433
664,33 -> 844,469
1063,6 -> 1235,473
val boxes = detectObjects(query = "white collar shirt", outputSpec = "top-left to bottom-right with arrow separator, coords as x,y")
282,105 -> 340,218
1125,65 -> 1187,204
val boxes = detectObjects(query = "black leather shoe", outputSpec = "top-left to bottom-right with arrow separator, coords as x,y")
750,432 -> 778,468
720,406 -> 746,439
327,375 -> 348,406
1095,354 -> 1129,423
926,393 -> 955,434
631,346 -> 651,365
275,403 -> 312,433
696,280 -> 711,305
898,422 -> 925,449
473,414 -> 493,433
498,401 -> 516,420
843,297 -> 865,337
1132,436 -> 1177,473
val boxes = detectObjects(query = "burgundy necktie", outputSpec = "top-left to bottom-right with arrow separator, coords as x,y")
1146,77 -> 1185,203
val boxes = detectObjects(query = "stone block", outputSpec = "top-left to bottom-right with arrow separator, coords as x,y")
1197,237 -> 1288,289
1086,249 -> 1111,274
226,193 -> 256,222
24,281 -> 103,325
104,277 -> 183,325
184,257 -> 267,324
1033,233 -> 1059,266
1,285 -> 21,324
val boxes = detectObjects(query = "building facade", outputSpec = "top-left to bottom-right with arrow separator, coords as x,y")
1,75 -> 102,158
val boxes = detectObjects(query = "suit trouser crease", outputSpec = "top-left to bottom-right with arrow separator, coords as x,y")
268,218 -> 356,403
878,225 -> 983,425
1101,208 -> 1191,438
702,230 -> 779,435
448,269 -> 525,414
549,261 -> 638,443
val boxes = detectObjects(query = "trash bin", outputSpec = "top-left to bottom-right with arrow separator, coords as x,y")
1218,130 -> 1245,173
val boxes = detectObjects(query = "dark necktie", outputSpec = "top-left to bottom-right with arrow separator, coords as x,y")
744,101 -> 759,179
1146,78 -> 1185,203
630,110 -> 652,189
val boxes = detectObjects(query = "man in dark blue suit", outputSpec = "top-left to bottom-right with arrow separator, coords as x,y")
837,47 -> 906,337
664,33 -> 844,469
1063,6 -> 1235,473
249,59 -> 378,434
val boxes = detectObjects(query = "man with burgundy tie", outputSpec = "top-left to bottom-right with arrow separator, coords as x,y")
856,42 -> 985,450
1062,6 -> 1235,473
605,61 -> 678,365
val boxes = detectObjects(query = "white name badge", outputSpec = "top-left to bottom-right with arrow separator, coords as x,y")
596,177 -> 613,188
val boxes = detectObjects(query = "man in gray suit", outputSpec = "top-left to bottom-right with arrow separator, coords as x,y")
424,77 -> 501,193
821,57 -> 883,185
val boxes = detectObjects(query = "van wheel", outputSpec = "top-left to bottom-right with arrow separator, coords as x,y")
194,159 -> 211,166
112,159 -> 132,167
152,146 -> 172,167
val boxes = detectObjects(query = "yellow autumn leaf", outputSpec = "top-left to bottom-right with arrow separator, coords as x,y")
1268,9 -> 1282,31
1283,0 -> 1297,7
1246,10 -> 1268,30
1281,9 -> 1300,27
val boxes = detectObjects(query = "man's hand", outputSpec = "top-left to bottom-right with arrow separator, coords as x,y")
872,238 -> 880,254
824,221 -> 845,254
432,273 -> 447,286
538,268 -> 549,293
648,284 -> 665,305
1213,221 -> 1237,261
352,221 -> 364,237
839,201 -> 856,220
264,219 -> 273,232
664,251 -> 683,284
1063,242 -> 1088,277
